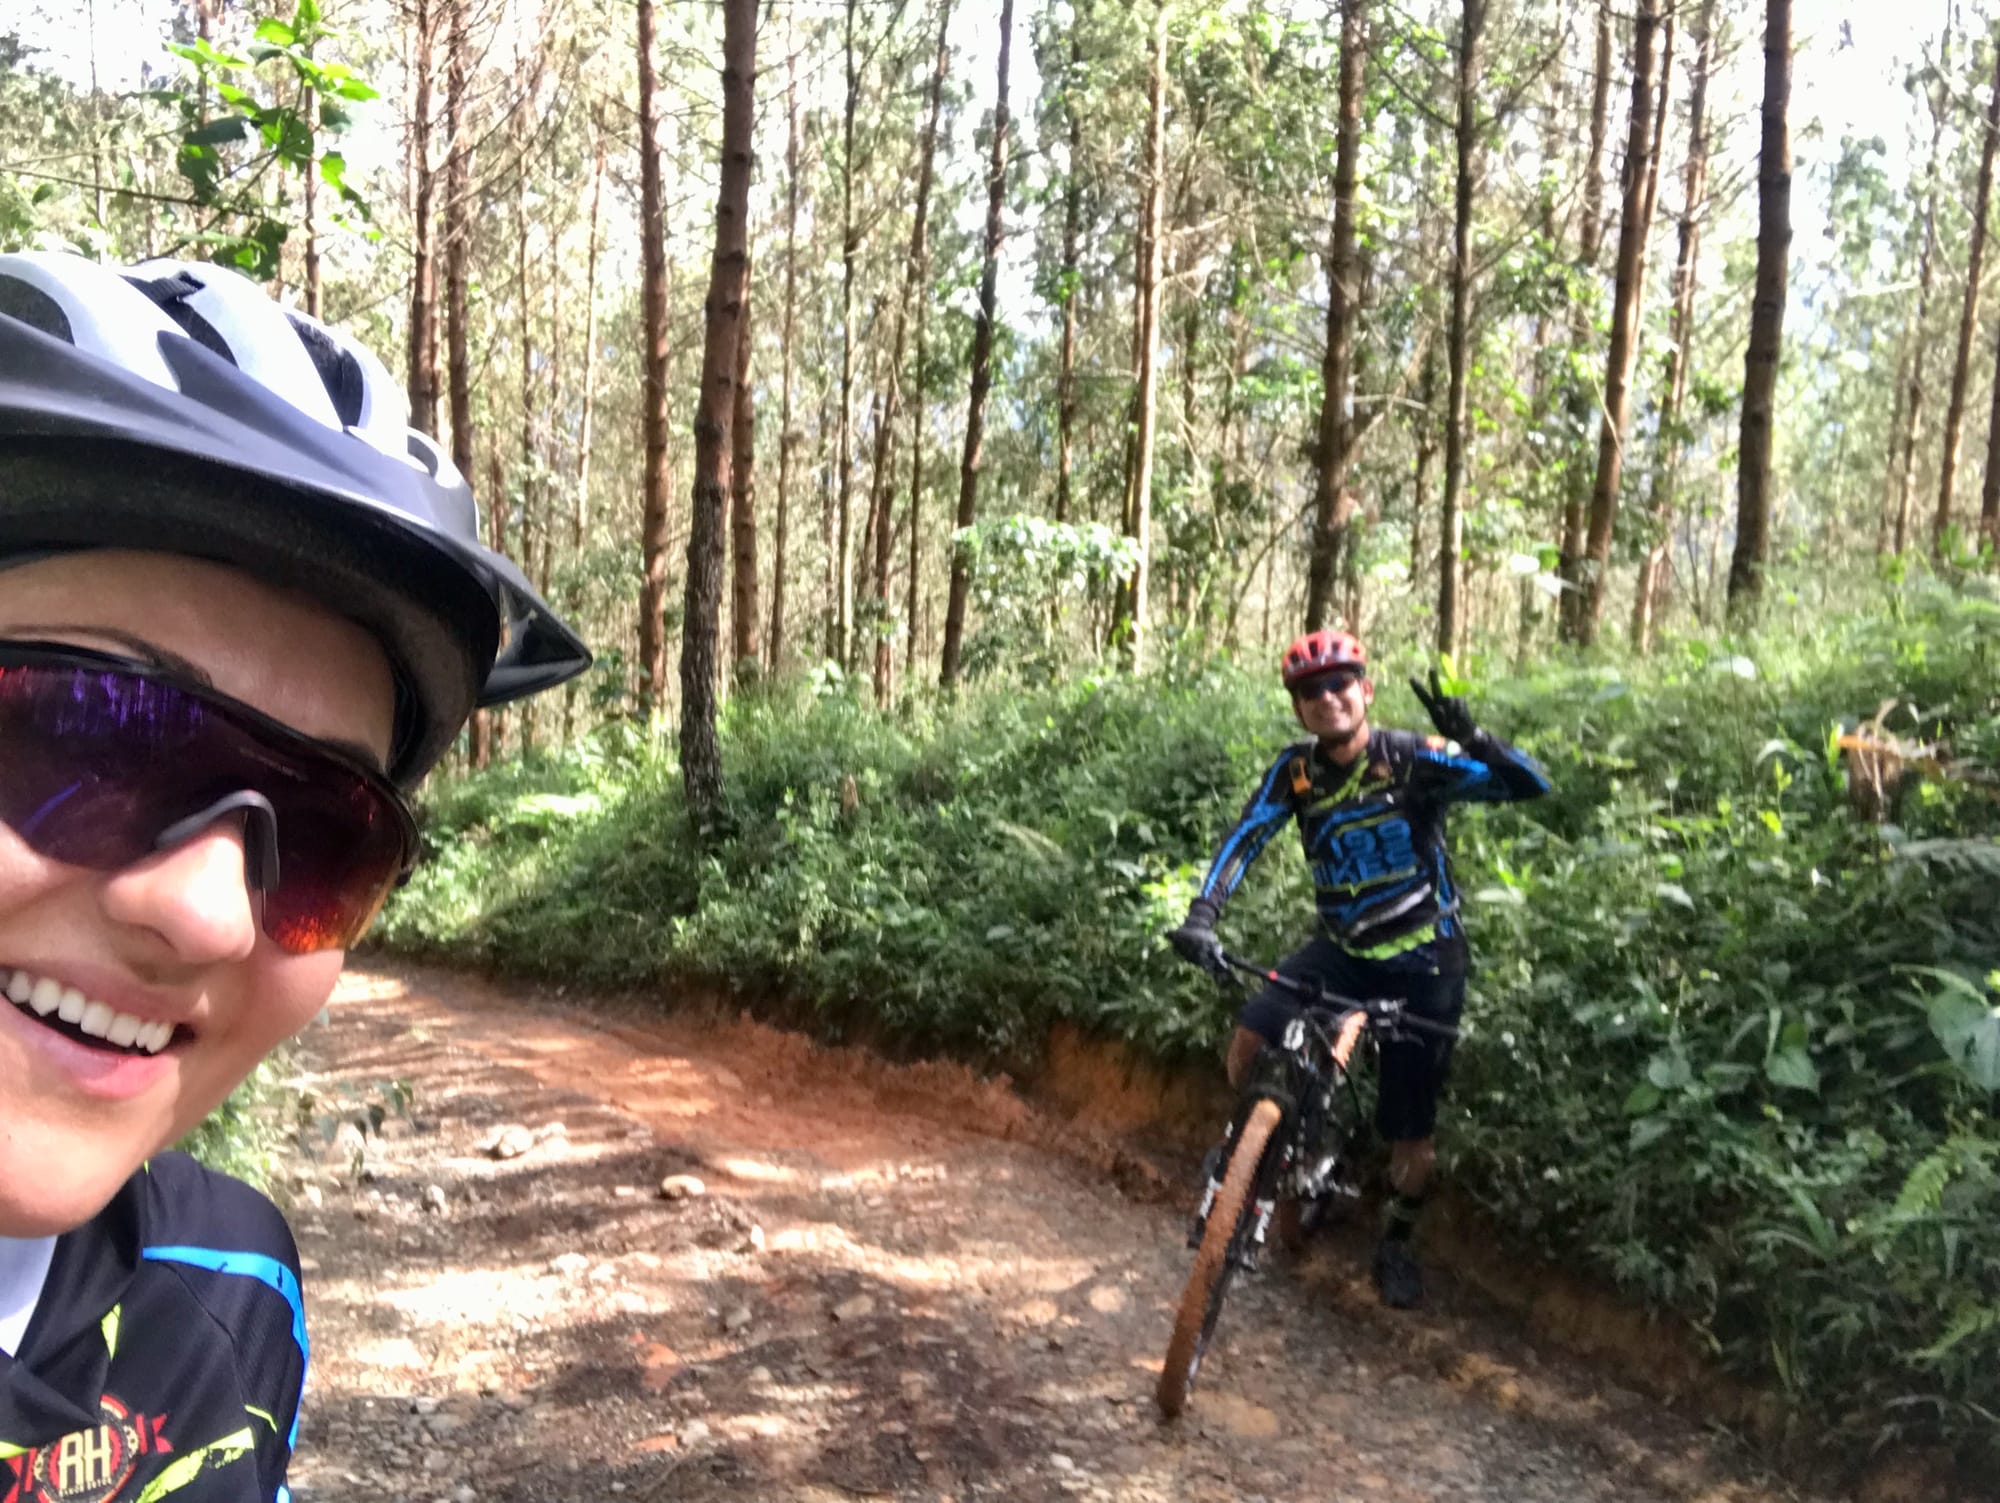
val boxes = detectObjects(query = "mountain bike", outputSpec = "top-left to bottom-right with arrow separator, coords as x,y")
1154,950 -> 1458,1418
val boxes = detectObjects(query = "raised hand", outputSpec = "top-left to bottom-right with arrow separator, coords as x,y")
1409,669 -> 1478,746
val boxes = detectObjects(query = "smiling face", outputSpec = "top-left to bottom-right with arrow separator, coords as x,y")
0,550 -> 397,1235
1291,669 -> 1374,753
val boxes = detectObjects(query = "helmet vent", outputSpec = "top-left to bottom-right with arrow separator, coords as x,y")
0,276 -> 73,342
125,272 -> 234,365
288,314 -> 367,428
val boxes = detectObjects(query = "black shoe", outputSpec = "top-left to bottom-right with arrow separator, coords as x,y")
1372,1239 -> 1424,1309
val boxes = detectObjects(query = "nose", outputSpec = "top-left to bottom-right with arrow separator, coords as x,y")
99,820 -> 262,967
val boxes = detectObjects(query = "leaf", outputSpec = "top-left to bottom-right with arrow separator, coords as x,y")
1472,885 -> 1525,906
1915,1304 -> 2000,1364
254,18 -> 299,46
1764,1046 -> 1821,1094
1646,1051 -> 1692,1091
1623,1081 -> 1663,1116
1654,882 -> 1695,911
984,923 -> 1015,942
183,116 -> 249,147
1924,979 -> 2000,1092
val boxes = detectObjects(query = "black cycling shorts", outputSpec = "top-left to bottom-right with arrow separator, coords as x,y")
1234,935 -> 1465,1142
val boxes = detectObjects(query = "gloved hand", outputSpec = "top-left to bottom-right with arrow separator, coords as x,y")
1409,669 -> 1479,747
1167,897 -> 1229,976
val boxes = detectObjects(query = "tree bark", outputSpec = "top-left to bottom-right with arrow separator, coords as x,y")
1726,0 -> 1792,625
730,267 -> 761,670
770,35 -> 801,674
939,0 -> 1015,690
1054,21 -> 1084,525
1304,0 -> 1368,632
576,121 -> 605,556
636,0 -> 674,721
1574,0 -> 1662,644
1890,18 -> 1954,556
1935,34 -> 2000,555
834,0 -> 860,668
405,0 -> 439,436
1107,0 -> 1166,671
1410,338 -> 1439,595
1557,0 -> 1615,638
860,0 -> 953,706
681,0 -> 758,827
1437,0 -> 1485,659
1634,0 -> 1714,653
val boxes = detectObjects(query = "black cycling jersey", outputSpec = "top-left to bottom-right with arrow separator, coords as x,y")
1198,726 -> 1549,973
0,1153 -> 305,1503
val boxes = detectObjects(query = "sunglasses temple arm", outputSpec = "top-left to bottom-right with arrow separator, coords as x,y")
153,791 -> 282,893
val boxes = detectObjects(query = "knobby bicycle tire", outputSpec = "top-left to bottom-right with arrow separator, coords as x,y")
1155,1097 -> 1282,1418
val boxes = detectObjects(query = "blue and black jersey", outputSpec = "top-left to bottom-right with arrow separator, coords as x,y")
1199,726 -> 1549,973
0,1153 -> 305,1503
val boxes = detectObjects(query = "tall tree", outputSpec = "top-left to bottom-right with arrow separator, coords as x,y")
1436,0 -> 1487,658
635,0 -> 674,721
1052,17 -> 1084,525
868,0 -> 953,705
770,30 -> 801,673
1573,0 -> 1662,644
730,272 -> 761,669
1887,16 -> 1954,556
834,0 -> 861,666
442,0 -> 481,762
1557,0 -> 1616,638
1634,0 -> 1716,653
681,0 -> 759,824
404,0 -> 439,436
1303,0 -> 1368,631
1108,0 -> 1167,669
1934,34 -> 2000,555
939,0 -> 1016,689
1726,0 -> 1792,624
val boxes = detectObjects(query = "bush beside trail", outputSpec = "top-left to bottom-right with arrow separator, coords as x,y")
377,581 -> 2000,1474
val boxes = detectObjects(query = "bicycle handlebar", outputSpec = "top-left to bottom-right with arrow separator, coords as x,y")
1214,949 -> 1460,1039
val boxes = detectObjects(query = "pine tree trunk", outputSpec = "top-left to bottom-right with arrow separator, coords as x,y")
1891,18 -> 1953,557
1054,23 -> 1083,525
576,124 -> 605,555
1727,0 -> 1792,626
681,0 -> 758,828
636,0 -> 674,722
1634,0 -> 1714,653
856,0 -> 953,705
1574,0 -> 1662,644
1556,0 -> 1615,638
1410,339 -> 1439,595
1107,0 -> 1165,671
770,39 -> 801,675
1934,35 -> 2000,555
834,0 -> 861,669
1304,0 -> 1368,632
1437,0 -> 1485,659
405,0 -> 439,436
303,63 -> 321,318
939,0 -> 1015,689
730,270 -> 761,671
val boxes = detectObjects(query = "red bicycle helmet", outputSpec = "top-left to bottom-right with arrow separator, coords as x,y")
1280,628 -> 1366,689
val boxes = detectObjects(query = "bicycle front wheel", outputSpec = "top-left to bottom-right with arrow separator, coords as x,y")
1155,1097 -> 1282,1418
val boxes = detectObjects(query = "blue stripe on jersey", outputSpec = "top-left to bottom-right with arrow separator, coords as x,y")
1200,753 -> 1293,901
143,1245 -> 308,1447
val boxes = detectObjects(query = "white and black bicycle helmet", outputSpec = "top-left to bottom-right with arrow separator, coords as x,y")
0,251 -> 589,783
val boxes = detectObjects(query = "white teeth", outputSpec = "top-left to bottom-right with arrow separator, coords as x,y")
3,969 -> 176,1055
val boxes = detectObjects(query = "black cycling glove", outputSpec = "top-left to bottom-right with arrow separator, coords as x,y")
1409,668 -> 1479,747
1167,897 -> 1228,976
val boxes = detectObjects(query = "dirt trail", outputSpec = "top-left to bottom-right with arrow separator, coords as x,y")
282,964 -> 1834,1503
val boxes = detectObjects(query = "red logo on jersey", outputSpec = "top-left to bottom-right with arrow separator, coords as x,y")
3,1396 -> 171,1503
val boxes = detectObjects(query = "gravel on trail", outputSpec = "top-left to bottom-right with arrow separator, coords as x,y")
281,965 -> 1838,1503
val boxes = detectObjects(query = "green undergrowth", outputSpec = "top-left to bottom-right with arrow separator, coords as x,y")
377,579 -> 2000,1471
